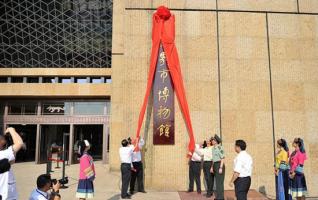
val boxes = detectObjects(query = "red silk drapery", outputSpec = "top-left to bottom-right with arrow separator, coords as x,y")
134,6 -> 195,154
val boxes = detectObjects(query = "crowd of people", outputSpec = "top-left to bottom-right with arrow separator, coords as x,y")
0,127 -> 309,200
187,135 -> 253,200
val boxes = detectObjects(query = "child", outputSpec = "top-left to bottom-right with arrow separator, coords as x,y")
76,140 -> 95,200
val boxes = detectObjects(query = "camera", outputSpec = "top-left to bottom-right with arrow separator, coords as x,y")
51,177 -> 69,186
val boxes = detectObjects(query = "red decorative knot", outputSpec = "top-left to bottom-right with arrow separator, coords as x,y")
156,6 -> 171,20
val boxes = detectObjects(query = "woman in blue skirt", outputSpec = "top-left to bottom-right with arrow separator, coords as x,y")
76,140 -> 95,200
289,138 -> 307,200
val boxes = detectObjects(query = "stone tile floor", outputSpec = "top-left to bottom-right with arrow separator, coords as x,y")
12,161 -> 275,200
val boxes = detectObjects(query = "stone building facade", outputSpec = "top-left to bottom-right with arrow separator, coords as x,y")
110,0 -> 318,197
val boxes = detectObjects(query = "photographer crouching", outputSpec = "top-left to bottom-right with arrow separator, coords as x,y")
0,127 -> 24,200
29,174 -> 61,200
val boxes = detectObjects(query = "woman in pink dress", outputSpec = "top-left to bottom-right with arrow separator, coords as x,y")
289,138 -> 307,200
76,140 -> 95,200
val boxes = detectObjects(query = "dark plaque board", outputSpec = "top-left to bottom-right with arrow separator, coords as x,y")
153,44 -> 175,145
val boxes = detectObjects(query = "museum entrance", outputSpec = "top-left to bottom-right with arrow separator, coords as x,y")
73,125 -> 103,163
39,125 -> 70,164
8,124 -> 37,162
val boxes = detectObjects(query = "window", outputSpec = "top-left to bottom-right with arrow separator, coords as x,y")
74,102 -> 106,115
105,101 -> 111,115
59,77 -> 72,83
24,103 -> 38,115
91,77 -> 103,84
8,102 -> 38,115
43,77 -> 56,83
0,103 -> 5,114
0,77 -> 7,83
11,77 -> 23,83
27,77 -> 39,83
42,102 -> 71,115
0,0 -> 113,68
75,77 -> 88,83
105,77 -> 112,83
8,103 -> 23,115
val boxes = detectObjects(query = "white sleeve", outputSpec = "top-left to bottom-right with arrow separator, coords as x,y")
0,146 -> 15,162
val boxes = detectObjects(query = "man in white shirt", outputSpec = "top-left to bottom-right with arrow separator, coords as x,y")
201,140 -> 213,198
0,127 -> 23,200
119,139 -> 134,199
29,174 -> 60,200
129,137 -> 146,194
229,140 -> 253,200
187,143 -> 203,194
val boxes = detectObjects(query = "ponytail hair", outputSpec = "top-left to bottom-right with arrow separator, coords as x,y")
299,138 -> 306,153
77,140 -> 90,158
277,138 -> 289,152
294,137 -> 306,153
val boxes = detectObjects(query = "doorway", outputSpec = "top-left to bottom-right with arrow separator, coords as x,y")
9,124 -> 37,162
73,125 -> 103,163
39,125 -> 70,164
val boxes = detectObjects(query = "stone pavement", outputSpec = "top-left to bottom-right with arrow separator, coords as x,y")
12,161 -> 180,200
12,162 -> 271,200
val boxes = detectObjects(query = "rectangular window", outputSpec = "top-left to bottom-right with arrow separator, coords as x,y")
75,77 -> 88,83
105,101 -> 111,115
24,103 -> 38,115
43,77 -> 56,83
91,77 -> 103,84
0,103 -> 5,115
105,77 -> 112,83
0,77 -> 7,83
74,102 -> 106,115
27,77 -> 39,83
8,102 -> 23,115
59,77 -> 72,83
11,77 -> 24,83
42,102 -> 71,115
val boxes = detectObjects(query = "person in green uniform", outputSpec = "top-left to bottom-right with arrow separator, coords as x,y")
210,134 -> 225,200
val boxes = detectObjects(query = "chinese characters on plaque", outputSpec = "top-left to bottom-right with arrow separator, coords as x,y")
153,44 -> 175,145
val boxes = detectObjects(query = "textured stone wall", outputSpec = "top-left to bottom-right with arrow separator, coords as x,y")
111,0 -> 318,197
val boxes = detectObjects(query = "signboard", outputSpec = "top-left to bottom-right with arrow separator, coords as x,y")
153,44 -> 175,145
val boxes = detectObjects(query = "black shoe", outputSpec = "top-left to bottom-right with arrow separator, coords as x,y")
187,189 -> 193,193
206,194 -> 212,198
138,190 -> 147,193
122,196 -> 131,199
129,191 -> 134,195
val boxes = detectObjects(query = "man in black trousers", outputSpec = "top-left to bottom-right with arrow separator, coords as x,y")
119,139 -> 134,199
229,140 -> 253,200
129,137 -> 146,194
187,144 -> 203,194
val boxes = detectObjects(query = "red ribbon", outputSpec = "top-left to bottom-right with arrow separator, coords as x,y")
134,6 -> 195,155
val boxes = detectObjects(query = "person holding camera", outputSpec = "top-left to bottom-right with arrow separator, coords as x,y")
29,174 -> 61,200
0,127 -> 24,200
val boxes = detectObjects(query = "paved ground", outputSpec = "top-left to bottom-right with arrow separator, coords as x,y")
12,161 -> 180,200
12,162 -> 273,200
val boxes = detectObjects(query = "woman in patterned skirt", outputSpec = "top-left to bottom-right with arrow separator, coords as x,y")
289,138 -> 307,200
76,140 -> 96,200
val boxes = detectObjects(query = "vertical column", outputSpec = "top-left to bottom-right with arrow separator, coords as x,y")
69,124 -> 74,164
102,124 -> 108,164
35,124 -> 40,164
